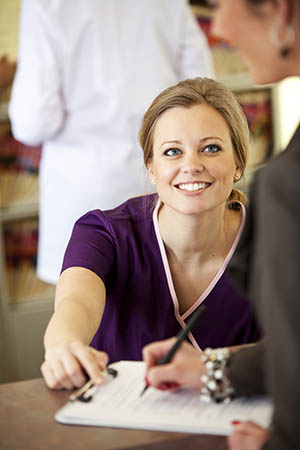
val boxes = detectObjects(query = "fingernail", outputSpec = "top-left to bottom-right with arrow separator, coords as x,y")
145,376 -> 151,387
232,420 -> 241,425
157,384 -> 168,391
164,382 -> 179,389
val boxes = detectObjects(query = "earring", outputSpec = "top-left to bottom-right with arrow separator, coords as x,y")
268,23 -> 295,59
234,171 -> 241,182
150,175 -> 156,185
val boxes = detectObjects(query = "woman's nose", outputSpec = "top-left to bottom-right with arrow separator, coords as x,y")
181,155 -> 204,174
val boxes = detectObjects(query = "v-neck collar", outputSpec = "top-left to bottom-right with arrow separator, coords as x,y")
152,199 -> 246,350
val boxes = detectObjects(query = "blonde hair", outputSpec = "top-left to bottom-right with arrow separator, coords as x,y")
139,77 -> 250,206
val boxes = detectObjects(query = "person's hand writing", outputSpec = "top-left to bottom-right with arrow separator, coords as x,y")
40,341 -> 108,390
142,337 -> 204,391
228,421 -> 271,450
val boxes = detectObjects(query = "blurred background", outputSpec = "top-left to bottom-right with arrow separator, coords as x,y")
0,0 -> 299,383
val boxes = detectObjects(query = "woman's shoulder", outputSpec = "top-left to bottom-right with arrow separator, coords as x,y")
259,121 -> 300,180
104,193 -> 158,225
75,193 -> 158,229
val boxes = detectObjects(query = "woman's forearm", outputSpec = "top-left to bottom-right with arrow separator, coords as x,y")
44,298 -> 101,349
44,267 -> 106,350
41,268 -> 107,390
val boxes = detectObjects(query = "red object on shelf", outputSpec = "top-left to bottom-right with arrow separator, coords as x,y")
0,135 -> 41,172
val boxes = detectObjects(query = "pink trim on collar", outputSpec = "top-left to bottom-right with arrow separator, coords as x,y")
152,200 -> 246,351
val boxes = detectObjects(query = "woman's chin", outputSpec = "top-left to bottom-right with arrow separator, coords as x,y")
247,64 -> 281,86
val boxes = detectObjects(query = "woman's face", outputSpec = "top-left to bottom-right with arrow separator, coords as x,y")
210,0 -> 285,84
148,103 -> 238,217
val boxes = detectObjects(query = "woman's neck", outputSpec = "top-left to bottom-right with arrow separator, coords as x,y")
158,202 -> 240,265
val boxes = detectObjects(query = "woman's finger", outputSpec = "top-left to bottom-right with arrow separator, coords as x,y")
50,358 -> 74,390
90,348 -> 109,371
40,361 -> 64,390
228,421 -> 271,450
44,345 -> 81,389
58,347 -> 88,388
71,343 -> 107,385
143,337 -> 177,368
146,363 -> 177,387
144,339 -> 204,390
232,421 -> 270,436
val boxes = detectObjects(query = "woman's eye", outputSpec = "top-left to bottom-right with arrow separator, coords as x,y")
203,144 -> 221,153
207,0 -> 218,10
164,148 -> 181,156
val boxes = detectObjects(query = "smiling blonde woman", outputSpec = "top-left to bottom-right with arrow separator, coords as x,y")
41,77 -> 260,392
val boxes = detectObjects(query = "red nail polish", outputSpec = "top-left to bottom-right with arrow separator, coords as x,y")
232,420 -> 241,425
165,382 -> 180,389
158,383 -> 168,391
145,376 -> 150,387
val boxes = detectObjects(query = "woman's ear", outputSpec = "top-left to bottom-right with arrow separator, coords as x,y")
278,0 -> 293,26
147,164 -> 156,185
268,0 -> 296,57
234,168 -> 242,182
149,174 -> 156,185
268,0 -> 290,23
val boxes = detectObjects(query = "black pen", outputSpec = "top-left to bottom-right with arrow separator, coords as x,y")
140,304 -> 207,396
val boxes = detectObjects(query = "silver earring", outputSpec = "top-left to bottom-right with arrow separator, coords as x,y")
268,23 -> 295,59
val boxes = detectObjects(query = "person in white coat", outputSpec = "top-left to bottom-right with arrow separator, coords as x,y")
9,0 -> 214,284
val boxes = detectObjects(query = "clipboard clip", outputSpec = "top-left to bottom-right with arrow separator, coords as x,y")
69,367 -> 118,403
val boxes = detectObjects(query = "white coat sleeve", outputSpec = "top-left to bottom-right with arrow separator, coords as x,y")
178,1 -> 215,80
9,0 -> 65,146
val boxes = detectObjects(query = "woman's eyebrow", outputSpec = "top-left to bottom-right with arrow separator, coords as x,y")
200,136 -> 225,143
160,139 -> 182,147
160,136 -> 225,148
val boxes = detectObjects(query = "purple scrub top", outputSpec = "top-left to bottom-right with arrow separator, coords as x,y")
62,194 -> 260,362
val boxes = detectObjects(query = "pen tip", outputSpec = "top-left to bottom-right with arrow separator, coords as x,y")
140,385 -> 148,397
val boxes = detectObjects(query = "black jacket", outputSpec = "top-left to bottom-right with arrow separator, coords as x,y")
227,122 -> 300,450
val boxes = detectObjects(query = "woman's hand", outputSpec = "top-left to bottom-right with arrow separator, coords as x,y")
228,421 -> 271,450
142,337 -> 204,390
40,341 -> 109,390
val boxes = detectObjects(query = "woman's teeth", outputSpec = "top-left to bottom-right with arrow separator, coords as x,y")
177,182 -> 210,191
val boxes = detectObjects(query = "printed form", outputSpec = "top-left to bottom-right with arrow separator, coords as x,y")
55,361 -> 273,435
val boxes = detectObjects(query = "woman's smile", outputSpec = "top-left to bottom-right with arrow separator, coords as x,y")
149,103 -> 237,216
175,181 -> 212,193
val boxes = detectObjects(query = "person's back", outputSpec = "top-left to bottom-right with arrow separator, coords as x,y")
9,0 -> 214,284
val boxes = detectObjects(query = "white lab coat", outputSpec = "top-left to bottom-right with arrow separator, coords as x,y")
9,0 -> 214,284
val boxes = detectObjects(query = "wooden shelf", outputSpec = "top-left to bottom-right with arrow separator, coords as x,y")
0,201 -> 39,222
217,73 -> 275,93
0,102 -> 9,122
8,284 -> 56,307
9,295 -> 54,312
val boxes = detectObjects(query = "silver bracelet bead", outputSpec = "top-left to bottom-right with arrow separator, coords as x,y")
200,347 -> 235,403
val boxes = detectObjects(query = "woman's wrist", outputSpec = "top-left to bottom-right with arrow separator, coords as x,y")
200,347 -> 235,403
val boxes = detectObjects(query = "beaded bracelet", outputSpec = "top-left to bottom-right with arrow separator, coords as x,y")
200,347 -> 235,403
